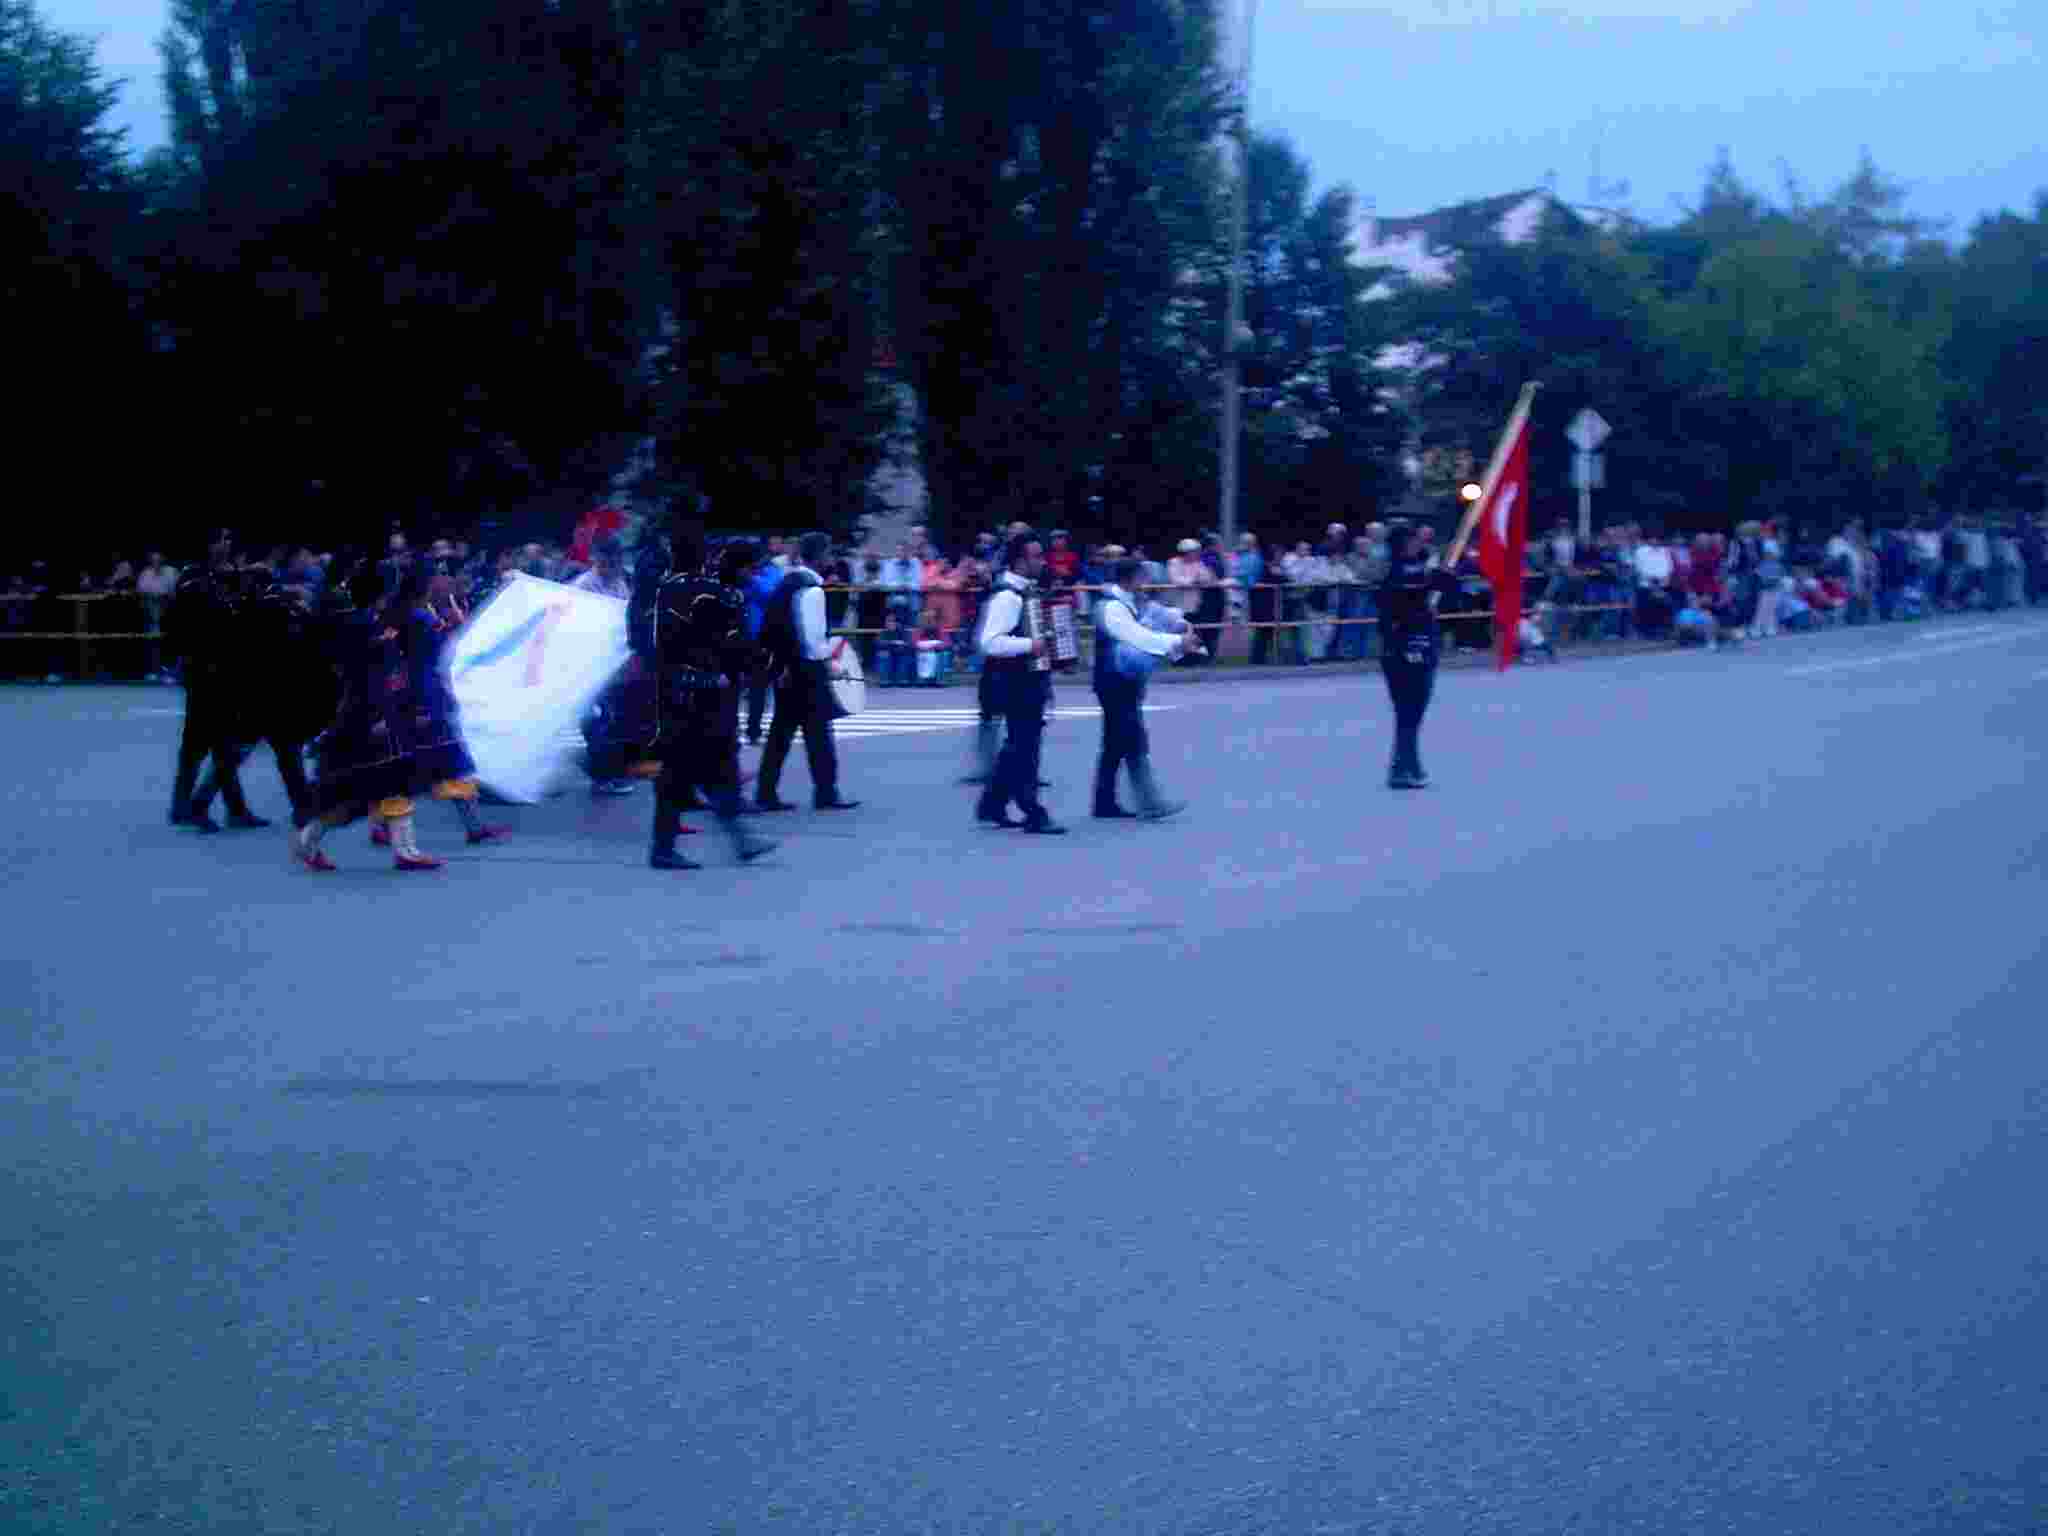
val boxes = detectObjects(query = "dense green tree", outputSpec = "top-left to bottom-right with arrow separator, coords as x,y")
627,0 -> 892,536
876,0 -> 1229,545
3,0 -> 148,521
1941,196 -> 2048,511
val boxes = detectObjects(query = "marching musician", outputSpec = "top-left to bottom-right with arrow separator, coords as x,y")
1374,519 -> 1461,790
973,531 -> 1064,834
753,531 -> 860,814
1091,555 -> 1197,820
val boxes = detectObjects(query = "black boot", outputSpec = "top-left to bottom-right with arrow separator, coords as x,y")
1092,753 -> 1133,819
709,786 -> 777,864
1130,755 -> 1185,821
649,800 -> 700,870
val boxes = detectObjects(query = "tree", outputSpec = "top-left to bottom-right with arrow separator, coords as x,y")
1941,196 -> 2048,511
628,0 -> 893,535
2,0 -> 156,528
876,0 -> 1229,545
147,0 -> 642,546
1216,134 -> 1404,541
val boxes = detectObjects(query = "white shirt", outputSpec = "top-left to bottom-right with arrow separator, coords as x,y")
791,565 -> 830,659
1099,587 -> 1184,659
1634,544 -> 1674,587
977,573 -> 1038,659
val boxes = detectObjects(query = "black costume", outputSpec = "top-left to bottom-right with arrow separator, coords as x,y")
189,578 -> 337,830
754,566 -> 853,811
974,571 -> 1061,832
1376,546 -> 1461,789
640,550 -> 774,870
166,562 -> 261,830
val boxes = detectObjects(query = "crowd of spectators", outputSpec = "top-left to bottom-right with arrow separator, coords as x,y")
6,510 -> 2045,684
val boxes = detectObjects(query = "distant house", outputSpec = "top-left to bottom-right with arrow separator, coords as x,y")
1348,188 -> 1620,482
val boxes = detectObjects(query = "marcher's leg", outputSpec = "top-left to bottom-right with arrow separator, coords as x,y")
1091,686 -> 1133,817
269,735 -> 312,827
755,684 -> 799,807
801,692 -> 845,806
697,745 -> 776,863
382,796 -> 441,870
649,761 -> 699,870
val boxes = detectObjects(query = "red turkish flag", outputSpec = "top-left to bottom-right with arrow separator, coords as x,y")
1476,414 -> 1531,670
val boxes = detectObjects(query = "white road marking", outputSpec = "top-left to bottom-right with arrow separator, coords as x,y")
1784,633 -> 2026,677
760,703 -> 1179,742
1914,624 -> 2002,642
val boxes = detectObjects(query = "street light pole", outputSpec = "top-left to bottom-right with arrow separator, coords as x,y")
1218,0 -> 1257,552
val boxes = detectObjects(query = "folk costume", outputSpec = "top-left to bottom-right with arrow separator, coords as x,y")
1090,575 -> 1191,820
295,565 -> 478,871
641,539 -> 776,870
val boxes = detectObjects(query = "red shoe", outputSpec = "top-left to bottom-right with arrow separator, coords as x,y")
465,824 -> 511,846
677,822 -> 701,836
394,852 -> 444,872
370,824 -> 391,847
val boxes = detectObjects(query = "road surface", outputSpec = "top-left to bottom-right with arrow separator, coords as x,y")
5,612 -> 2047,1533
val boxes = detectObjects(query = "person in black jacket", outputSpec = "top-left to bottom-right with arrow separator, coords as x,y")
166,529 -> 266,832
186,568 -> 337,838
1374,520 -> 1462,790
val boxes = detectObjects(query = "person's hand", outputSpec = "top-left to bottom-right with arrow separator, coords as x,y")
1031,637 -> 1049,658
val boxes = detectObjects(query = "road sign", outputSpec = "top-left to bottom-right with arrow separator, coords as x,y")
1571,451 -> 1605,491
1566,407 -> 1611,453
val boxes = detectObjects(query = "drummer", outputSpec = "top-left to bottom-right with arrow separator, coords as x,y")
752,530 -> 861,813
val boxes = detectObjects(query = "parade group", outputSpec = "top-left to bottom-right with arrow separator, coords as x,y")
159,503 -> 1465,873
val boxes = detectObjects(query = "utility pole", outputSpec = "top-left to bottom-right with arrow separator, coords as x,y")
1218,0 -> 1257,550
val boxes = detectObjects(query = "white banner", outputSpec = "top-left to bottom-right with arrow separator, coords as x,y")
444,574 -> 630,803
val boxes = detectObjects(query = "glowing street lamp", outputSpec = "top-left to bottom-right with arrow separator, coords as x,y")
1460,482 -> 1484,504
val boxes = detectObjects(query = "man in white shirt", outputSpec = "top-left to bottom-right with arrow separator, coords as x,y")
1092,556 -> 1195,820
754,531 -> 859,813
570,537 -> 637,795
974,531 -> 1062,833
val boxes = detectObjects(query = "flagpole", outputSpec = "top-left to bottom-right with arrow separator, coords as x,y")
1443,381 -> 1540,567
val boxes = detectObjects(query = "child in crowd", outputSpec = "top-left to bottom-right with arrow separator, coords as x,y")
1674,589 -> 1718,648
1517,603 -> 1558,663
914,603 -> 952,686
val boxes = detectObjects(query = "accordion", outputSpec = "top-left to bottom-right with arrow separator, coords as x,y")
1027,593 -> 1080,672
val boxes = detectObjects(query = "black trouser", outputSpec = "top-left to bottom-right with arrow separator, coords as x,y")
653,732 -> 750,855
757,666 -> 839,804
1380,650 -> 1436,777
744,671 -> 770,741
170,685 -> 250,820
1092,678 -> 1145,812
193,735 -> 312,824
978,668 -> 1050,821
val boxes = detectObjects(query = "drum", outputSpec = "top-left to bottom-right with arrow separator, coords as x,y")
827,636 -> 866,717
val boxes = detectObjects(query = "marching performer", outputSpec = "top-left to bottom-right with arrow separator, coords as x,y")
166,530 -> 266,832
366,561 -> 508,850
642,532 -> 777,870
753,531 -> 859,813
186,566 -> 335,835
973,531 -> 1064,834
1375,519 -> 1461,789
572,535 -> 639,796
1092,555 -> 1199,820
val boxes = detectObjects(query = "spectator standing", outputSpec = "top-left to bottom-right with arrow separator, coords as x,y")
1166,539 -> 1207,619
1234,534 -> 1269,664
136,552 -> 178,681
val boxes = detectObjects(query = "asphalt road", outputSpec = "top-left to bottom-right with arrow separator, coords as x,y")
5,612 -> 2047,1534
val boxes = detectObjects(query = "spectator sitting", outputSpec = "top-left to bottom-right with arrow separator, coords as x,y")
914,603 -> 953,686
878,605 -> 916,687
1517,603 -> 1558,663
1777,581 -> 1817,632
1674,590 -> 1719,649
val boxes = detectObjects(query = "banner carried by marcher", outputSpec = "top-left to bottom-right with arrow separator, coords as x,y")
445,574 -> 629,802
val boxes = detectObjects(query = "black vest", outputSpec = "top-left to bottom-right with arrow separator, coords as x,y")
985,579 -> 1036,675
1093,593 -> 1138,693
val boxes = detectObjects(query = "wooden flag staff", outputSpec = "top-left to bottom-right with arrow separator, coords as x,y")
1443,381 -> 1541,569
